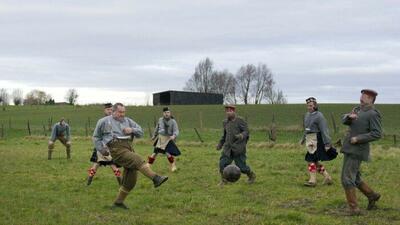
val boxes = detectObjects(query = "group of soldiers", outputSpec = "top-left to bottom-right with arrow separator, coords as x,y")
47,88 -> 382,215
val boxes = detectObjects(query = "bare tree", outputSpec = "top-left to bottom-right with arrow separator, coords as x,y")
210,70 -> 236,104
265,89 -> 287,104
235,64 -> 256,104
184,57 -> 213,93
12,89 -> 23,106
23,89 -> 50,105
0,88 -> 10,105
252,63 -> 275,104
65,89 -> 79,105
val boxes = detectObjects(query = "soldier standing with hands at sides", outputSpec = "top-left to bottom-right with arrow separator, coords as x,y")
86,103 -> 122,186
216,105 -> 256,186
341,89 -> 382,216
147,107 -> 181,172
48,118 -> 71,160
93,103 -> 168,209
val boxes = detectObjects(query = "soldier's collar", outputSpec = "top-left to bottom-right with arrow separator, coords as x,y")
360,104 -> 374,111
227,115 -> 236,121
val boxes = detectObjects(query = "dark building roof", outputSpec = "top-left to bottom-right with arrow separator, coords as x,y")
153,90 -> 223,105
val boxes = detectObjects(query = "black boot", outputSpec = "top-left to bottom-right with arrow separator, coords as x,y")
358,182 -> 381,210
87,176 -> 93,186
152,175 -> 168,188
111,202 -> 129,210
246,171 -> 256,184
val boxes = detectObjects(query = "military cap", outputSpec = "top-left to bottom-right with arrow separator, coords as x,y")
163,107 -> 170,112
306,97 -> 317,104
224,104 -> 236,110
361,89 -> 378,97
104,103 -> 113,108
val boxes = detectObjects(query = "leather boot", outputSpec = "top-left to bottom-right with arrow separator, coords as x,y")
218,173 -> 228,187
112,187 -> 130,210
87,176 -> 94,186
246,171 -> 256,184
152,175 -> 168,188
304,171 -> 317,187
66,148 -> 71,159
358,182 -> 381,210
345,188 -> 361,216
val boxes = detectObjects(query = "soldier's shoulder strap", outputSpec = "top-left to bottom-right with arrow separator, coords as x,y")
371,107 -> 381,116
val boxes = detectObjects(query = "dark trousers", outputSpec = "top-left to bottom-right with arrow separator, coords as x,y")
219,152 -> 251,174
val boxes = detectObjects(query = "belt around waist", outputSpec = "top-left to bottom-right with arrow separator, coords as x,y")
107,138 -> 131,146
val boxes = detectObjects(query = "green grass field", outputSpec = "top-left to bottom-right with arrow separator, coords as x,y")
0,104 -> 400,225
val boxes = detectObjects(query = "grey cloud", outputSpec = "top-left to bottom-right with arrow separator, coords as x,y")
0,0 -> 399,103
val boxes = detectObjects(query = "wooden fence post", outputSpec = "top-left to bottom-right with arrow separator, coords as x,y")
194,128 -> 204,143
48,117 -> 53,131
27,120 -> 31,136
153,116 -> 157,127
147,123 -> 153,138
269,112 -> 277,142
330,112 -> 338,134
85,123 -> 89,137
43,125 -> 47,136
199,111 -> 203,129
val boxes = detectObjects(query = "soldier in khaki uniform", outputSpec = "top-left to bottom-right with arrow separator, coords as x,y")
341,89 -> 382,215
93,103 -> 168,209
216,105 -> 256,185
86,103 -> 122,186
48,118 -> 71,160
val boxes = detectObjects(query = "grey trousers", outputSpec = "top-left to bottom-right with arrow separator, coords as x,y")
341,153 -> 363,189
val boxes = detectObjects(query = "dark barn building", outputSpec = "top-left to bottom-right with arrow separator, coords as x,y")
153,90 -> 223,105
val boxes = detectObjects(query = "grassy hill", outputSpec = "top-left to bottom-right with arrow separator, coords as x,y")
0,104 -> 399,146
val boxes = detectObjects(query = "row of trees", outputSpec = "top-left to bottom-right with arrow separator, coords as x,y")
0,88 -> 79,106
184,58 -> 287,104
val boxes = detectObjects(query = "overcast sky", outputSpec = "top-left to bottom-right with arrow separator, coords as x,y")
0,0 -> 399,104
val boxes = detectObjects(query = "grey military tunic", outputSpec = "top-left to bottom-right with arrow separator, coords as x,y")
218,116 -> 251,174
341,105 -> 382,161
50,122 -> 70,141
152,117 -> 181,156
341,105 -> 382,188
302,111 -> 336,162
219,116 -> 249,157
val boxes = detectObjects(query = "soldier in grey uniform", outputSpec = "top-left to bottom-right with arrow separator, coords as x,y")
93,103 -> 168,209
147,107 -> 180,172
301,97 -> 337,187
86,103 -> 122,186
341,89 -> 382,215
216,105 -> 256,185
48,118 -> 71,160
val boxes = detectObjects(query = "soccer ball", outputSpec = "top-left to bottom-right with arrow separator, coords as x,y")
223,165 -> 241,182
